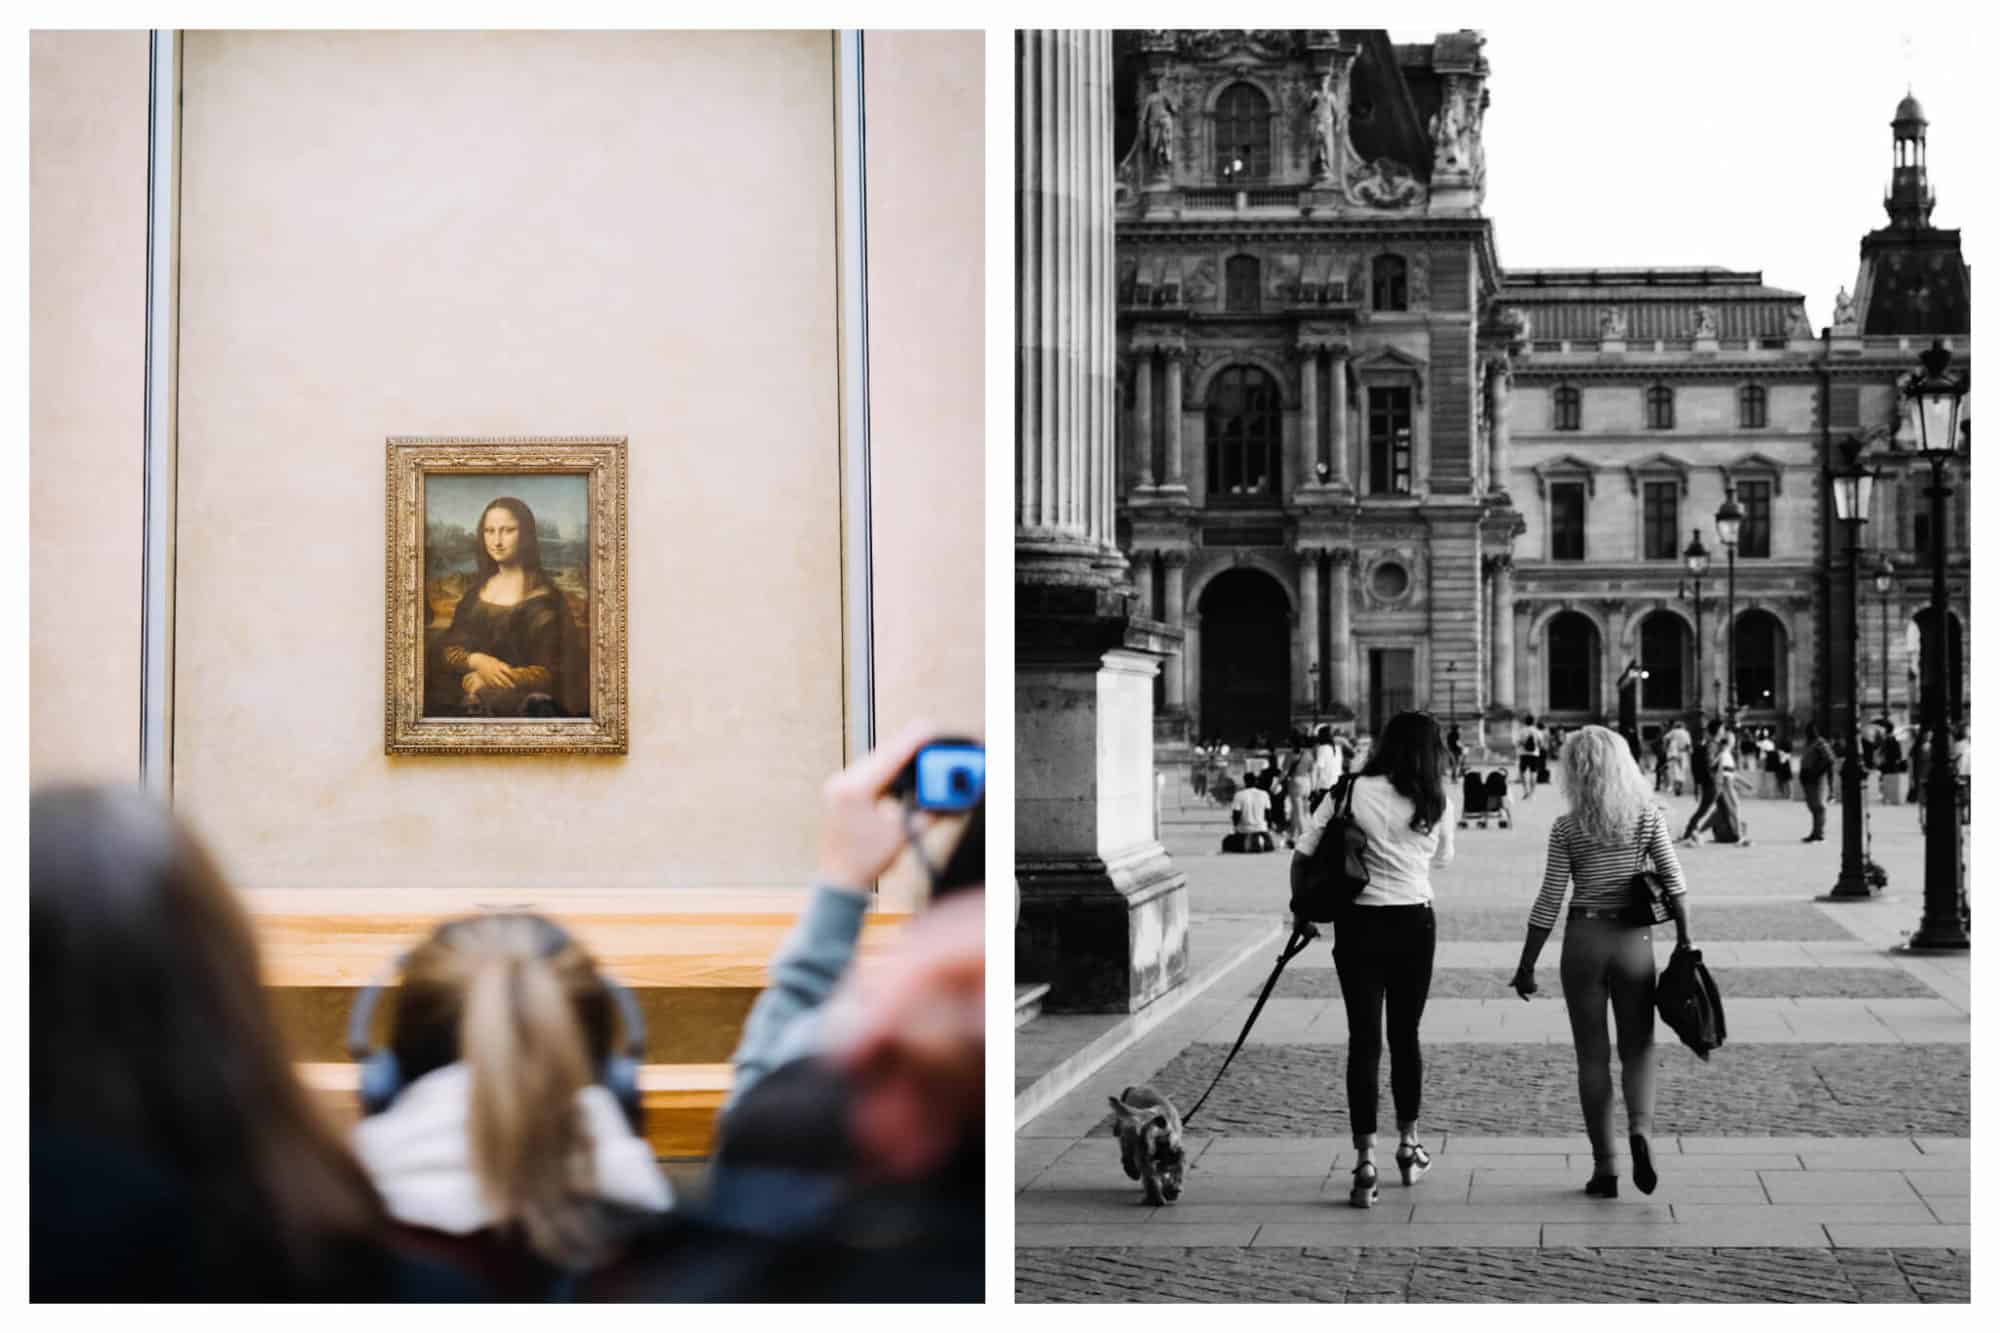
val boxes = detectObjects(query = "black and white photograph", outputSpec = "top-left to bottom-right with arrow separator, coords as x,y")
1014,24 -> 1972,1303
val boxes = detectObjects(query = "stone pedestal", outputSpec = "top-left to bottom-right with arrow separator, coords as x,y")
1017,585 -> 1188,1013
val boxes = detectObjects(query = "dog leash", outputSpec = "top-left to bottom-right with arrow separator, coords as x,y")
1181,923 -> 1318,1127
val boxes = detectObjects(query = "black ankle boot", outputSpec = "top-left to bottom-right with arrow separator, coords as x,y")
1584,1172 -> 1619,1198
1630,1135 -> 1658,1195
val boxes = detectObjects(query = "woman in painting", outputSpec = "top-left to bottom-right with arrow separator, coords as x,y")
433,498 -> 576,717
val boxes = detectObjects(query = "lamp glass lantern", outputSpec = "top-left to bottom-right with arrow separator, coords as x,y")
1715,486 -> 1744,548
1875,559 -> 1895,596
1831,457 -> 1877,524
1682,530 -> 1710,576
1908,341 -> 1967,458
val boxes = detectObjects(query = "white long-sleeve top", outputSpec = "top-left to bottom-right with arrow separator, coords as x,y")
1294,775 -> 1454,907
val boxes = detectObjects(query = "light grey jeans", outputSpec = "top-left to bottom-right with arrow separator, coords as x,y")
1559,914 -> 1658,1171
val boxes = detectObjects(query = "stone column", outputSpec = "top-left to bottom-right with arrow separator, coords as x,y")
1016,30 -> 1187,1015
1162,553 -> 1187,711
1488,555 -> 1516,711
1296,345 -> 1318,495
1298,549 -> 1322,711
1162,348 -> 1186,487
1488,358 -> 1513,495
1327,548 -> 1354,712
1327,351 -> 1350,489
1133,351 -> 1154,488
1132,551 -> 1156,619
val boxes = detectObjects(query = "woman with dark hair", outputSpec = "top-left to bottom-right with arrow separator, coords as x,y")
30,786 -> 479,1301
431,497 -> 576,717
1291,711 -> 1455,1208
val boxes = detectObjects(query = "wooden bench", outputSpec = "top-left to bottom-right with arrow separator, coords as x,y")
249,888 -> 908,1159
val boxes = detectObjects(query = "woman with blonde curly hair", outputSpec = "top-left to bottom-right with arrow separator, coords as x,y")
1510,725 -> 1693,1199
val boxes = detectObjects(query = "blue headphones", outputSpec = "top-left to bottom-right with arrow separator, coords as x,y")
345,917 -> 647,1130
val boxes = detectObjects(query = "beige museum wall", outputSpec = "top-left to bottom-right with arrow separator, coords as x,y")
29,31 -> 151,785
171,31 -> 846,890
864,30 -> 985,738
862,31 -> 986,907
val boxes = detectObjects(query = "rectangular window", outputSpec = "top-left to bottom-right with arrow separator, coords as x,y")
1554,386 -> 1581,431
1550,482 -> 1586,561
1738,479 -> 1772,557
1642,481 -> 1679,560
1367,386 -> 1413,496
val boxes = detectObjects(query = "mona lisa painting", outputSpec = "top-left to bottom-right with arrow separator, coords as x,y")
386,437 -> 628,755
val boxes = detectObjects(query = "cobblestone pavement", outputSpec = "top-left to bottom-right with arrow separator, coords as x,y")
1081,1043 -> 1970,1138
1016,1247 -> 1971,1303
1017,769 -> 1970,1301
1271,966 -> 1937,1000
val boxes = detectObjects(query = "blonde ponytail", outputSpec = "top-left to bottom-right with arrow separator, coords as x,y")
395,914 -> 617,1269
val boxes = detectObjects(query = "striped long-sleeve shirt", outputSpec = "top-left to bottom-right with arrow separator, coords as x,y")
1528,805 -> 1687,931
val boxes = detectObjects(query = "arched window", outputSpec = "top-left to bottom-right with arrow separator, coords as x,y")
1553,385 -> 1582,431
1733,610 -> 1786,714
1205,365 -> 1282,502
1213,83 -> 1271,181
1645,384 -> 1675,430
1638,614 -> 1689,711
1225,255 -> 1261,312
1546,612 -> 1600,714
1738,384 -> 1768,429
1371,254 -> 1408,312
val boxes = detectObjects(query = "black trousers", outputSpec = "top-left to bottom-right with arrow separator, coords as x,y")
1332,903 -> 1437,1137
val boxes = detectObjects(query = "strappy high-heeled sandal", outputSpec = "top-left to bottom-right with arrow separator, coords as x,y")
1349,1161 -> 1380,1209
1395,1141 -> 1431,1187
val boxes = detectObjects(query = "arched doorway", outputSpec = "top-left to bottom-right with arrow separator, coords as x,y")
1733,610 -> 1787,716
1637,612 -> 1690,712
1545,611 -> 1601,718
1912,606 -> 1966,723
1197,567 -> 1291,745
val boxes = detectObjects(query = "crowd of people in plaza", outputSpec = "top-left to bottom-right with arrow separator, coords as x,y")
30,726 -> 985,1302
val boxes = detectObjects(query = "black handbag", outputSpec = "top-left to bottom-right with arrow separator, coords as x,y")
1656,944 -> 1727,1059
1292,775 -> 1371,923
1622,809 -> 1673,926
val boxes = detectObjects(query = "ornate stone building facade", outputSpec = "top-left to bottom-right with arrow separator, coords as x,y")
1505,95 -> 1970,742
1115,33 -> 1970,747
1114,30 -> 1524,747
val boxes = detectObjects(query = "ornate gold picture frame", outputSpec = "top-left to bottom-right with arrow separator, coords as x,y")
386,436 -> 628,755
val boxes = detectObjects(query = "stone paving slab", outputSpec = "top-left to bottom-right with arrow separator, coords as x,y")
1271,966 -> 1939,1000
1251,1222 -> 1545,1248
1904,1170 -> 1972,1197
1015,1245 -> 1971,1301
1825,1224 -> 1972,1249
1542,1221 -> 1835,1247
1087,1043 -> 1970,1138
1188,995 -> 1963,1045
1761,1171 -> 1925,1204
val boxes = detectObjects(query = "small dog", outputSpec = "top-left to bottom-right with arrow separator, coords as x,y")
1107,1085 -> 1186,1205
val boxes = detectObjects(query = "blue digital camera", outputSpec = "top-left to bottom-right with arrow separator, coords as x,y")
892,739 -> 986,813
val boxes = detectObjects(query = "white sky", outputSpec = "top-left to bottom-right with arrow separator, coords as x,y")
1462,17 -> 1978,328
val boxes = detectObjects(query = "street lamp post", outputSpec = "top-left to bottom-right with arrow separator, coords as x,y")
1309,660 -> 1320,733
1683,530 -> 1710,717
1903,341 -> 1969,951
1828,439 -> 1878,900
1715,484 -> 1744,719
1874,558 -> 1895,726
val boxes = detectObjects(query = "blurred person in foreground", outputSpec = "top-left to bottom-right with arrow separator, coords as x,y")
30,786 -> 481,1301
589,723 -> 984,1302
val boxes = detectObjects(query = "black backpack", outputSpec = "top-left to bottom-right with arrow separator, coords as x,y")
1291,776 -> 1371,923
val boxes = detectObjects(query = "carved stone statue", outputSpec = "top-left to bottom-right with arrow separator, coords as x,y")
1785,306 -> 1813,340
1599,307 -> 1629,340
1306,70 -> 1343,183
1832,286 -> 1857,329
1137,76 -> 1177,174
1692,305 -> 1718,339
1429,78 -> 1470,174
1500,306 -> 1531,343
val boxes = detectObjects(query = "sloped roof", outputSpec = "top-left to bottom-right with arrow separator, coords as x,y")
1499,268 -> 1807,341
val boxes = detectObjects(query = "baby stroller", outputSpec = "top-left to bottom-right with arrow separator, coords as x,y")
1459,768 -> 1513,830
